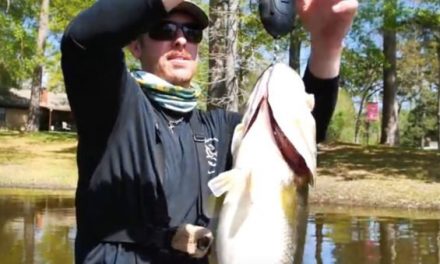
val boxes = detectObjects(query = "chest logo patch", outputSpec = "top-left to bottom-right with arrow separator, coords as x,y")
204,137 -> 219,175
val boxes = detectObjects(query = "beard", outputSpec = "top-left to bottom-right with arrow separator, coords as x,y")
155,55 -> 197,87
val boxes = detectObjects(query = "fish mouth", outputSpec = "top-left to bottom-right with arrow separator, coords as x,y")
267,101 -> 312,186
243,96 -> 312,186
242,64 -> 313,187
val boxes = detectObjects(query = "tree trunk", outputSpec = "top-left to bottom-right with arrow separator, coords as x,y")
380,0 -> 399,146
224,0 -> 239,111
379,222 -> 396,264
208,0 -> 239,111
289,18 -> 301,73
26,0 -> 49,132
437,40 -> 440,151
355,93 -> 368,144
437,222 -> 440,264
315,220 -> 323,264
23,202 -> 35,264
208,0 -> 227,110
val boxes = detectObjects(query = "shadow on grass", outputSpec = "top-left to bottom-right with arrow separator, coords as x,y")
0,147 -> 31,164
52,146 -> 77,154
318,142 -> 440,182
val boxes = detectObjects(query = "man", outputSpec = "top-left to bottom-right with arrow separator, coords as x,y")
61,0 -> 357,263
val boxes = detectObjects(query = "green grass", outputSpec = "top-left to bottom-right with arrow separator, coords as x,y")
0,131 -> 78,189
26,131 -> 77,142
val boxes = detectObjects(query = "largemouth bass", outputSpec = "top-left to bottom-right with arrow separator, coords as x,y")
208,63 -> 316,264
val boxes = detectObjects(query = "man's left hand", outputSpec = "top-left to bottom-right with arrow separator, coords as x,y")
296,0 -> 358,78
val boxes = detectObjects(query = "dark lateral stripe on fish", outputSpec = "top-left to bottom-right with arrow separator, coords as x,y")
267,100 -> 312,186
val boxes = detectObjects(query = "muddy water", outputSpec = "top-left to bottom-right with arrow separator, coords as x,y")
0,191 -> 439,264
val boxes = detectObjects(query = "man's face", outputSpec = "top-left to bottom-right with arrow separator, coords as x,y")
136,12 -> 200,87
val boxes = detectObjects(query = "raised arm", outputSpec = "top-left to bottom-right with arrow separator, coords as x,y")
63,0 -> 171,51
298,0 -> 358,142
61,0 -> 171,140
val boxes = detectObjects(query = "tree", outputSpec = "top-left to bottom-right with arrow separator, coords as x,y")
208,0 -> 281,111
410,3 -> 440,149
45,0 -> 96,92
339,0 -> 387,144
26,0 -> 50,132
326,88 -> 356,143
235,3 -> 285,111
1,0 -> 95,130
289,18 -> 307,72
380,0 -> 399,146
224,0 -> 240,111
0,0 -> 37,93
401,89 -> 437,148
398,2 -> 440,148
341,45 -> 383,143
208,0 -> 228,110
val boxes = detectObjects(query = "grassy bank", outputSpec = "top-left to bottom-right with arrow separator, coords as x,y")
310,143 -> 440,210
0,131 -> 77,189
1,132 -> 440,210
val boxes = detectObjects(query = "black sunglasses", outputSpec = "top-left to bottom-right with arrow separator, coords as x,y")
148,21 -> 204,43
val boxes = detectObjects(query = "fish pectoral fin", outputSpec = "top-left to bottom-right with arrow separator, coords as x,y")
207,169 -> 241,197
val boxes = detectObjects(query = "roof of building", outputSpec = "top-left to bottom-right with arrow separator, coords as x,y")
0,89 -> 71,112
0,90 -> 29,109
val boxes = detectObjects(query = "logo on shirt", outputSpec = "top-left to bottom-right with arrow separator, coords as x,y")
204,137 -> 218,175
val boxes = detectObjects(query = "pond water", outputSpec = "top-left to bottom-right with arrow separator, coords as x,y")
0,191 -> 439,264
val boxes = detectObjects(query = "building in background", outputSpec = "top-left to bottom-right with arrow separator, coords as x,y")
0,88 -> 74,131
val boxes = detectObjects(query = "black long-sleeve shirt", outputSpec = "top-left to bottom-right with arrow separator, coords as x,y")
61,0 -> 338,263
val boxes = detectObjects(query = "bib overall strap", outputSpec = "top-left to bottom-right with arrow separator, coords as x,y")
188,111 -> 210,227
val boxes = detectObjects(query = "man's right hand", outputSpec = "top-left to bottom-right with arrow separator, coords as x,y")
170,224 -> 214,258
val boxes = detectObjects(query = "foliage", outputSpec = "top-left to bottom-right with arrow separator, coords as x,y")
0,0 -> 439,140
0,0 -> 38,91
400,89 -> 437,147
340,45 -> 383,143
326,89 -> 356,143
45,0 -> 95,91
0,0 -> 95,92
397,0 -> 440,147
